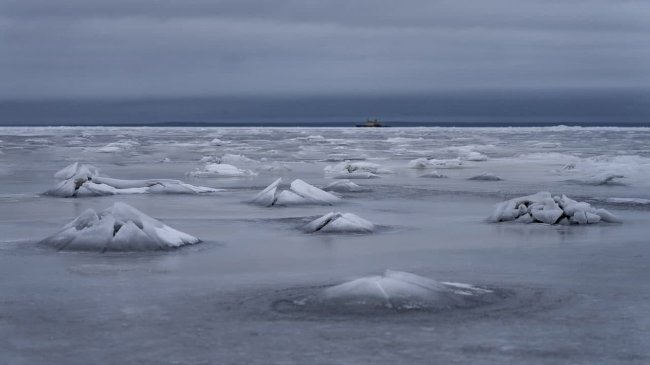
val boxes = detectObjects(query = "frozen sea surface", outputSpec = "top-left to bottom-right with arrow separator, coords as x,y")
1,127 -> 649,364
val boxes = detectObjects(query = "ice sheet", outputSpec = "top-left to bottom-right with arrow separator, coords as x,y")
1,126 -> 650,365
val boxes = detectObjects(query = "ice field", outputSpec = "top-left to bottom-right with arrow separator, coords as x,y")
1,126 -> 649,364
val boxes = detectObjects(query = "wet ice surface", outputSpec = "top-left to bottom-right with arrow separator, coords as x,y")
1,126 -> 650,364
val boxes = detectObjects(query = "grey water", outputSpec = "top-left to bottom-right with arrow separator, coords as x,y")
2,89 -> 650,126
1,126 -> 649,364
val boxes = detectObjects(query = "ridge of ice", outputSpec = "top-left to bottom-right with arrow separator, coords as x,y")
46,162 -> 220,197
39,202 -> 200,251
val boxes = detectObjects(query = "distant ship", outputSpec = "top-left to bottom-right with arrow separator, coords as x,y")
356,119 -> 387,127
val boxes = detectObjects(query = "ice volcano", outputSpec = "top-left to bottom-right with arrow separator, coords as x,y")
302,212 -> 375,233
488,192 -> 620,225
39,202 -> 200,252
46,162 -> 220,197
250,178 -> 340,206
275,270 -> 497,313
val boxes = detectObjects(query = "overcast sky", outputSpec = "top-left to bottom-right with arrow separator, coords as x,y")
1,0 -> 649,99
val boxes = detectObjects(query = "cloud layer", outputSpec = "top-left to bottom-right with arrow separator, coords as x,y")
1,0 -> 649,98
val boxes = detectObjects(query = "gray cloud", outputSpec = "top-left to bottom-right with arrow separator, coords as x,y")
1,0 -> 649,99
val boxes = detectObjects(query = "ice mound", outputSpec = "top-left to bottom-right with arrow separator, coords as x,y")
188,163 -> 256,178
408,158 -> 464,169
302,212 -> 375,233
461,151 -> 488,161
322,180 -> 370,192
568,173 -> 626,186
488,192 -> 620,225
39,202 -> 200,251
293,270 -> 494,311
46,162 -> 219,197
603,197 -> 650,205
250,178 -> 341,206
468,172 -> 502,181
261,161 -> 292,173
97,140 -> 139,153
420,171 -> 448,178
325,161 -> 392,179
221,154 -> 258,165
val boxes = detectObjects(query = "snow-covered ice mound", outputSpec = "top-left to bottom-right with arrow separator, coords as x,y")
322,180 -> 371,193
39,202 -> 200,251
302,212 -> 375,233
325,161 -> 392,179
420,171 -> 448,178
488,192 -> 620,225
468,172 -> 502,181
280,270 -> 496,313
46,163 -> 220,197
408,158 -> 464,169
250,178 -> 341,206
188,163 -> 256,178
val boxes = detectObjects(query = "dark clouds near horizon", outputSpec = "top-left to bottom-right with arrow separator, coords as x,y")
1,0 -> 649,99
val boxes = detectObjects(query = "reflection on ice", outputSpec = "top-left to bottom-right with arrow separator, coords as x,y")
283,270 -> 497,312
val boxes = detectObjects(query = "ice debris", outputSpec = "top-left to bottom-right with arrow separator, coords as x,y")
46,162 -> 219,197
39,202 -> 200,251
302,212 -> 375,233
250,178 -> 340,206
488,192 -> 620,225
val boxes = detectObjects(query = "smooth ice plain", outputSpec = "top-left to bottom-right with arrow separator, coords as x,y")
1,126 -> 649,364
